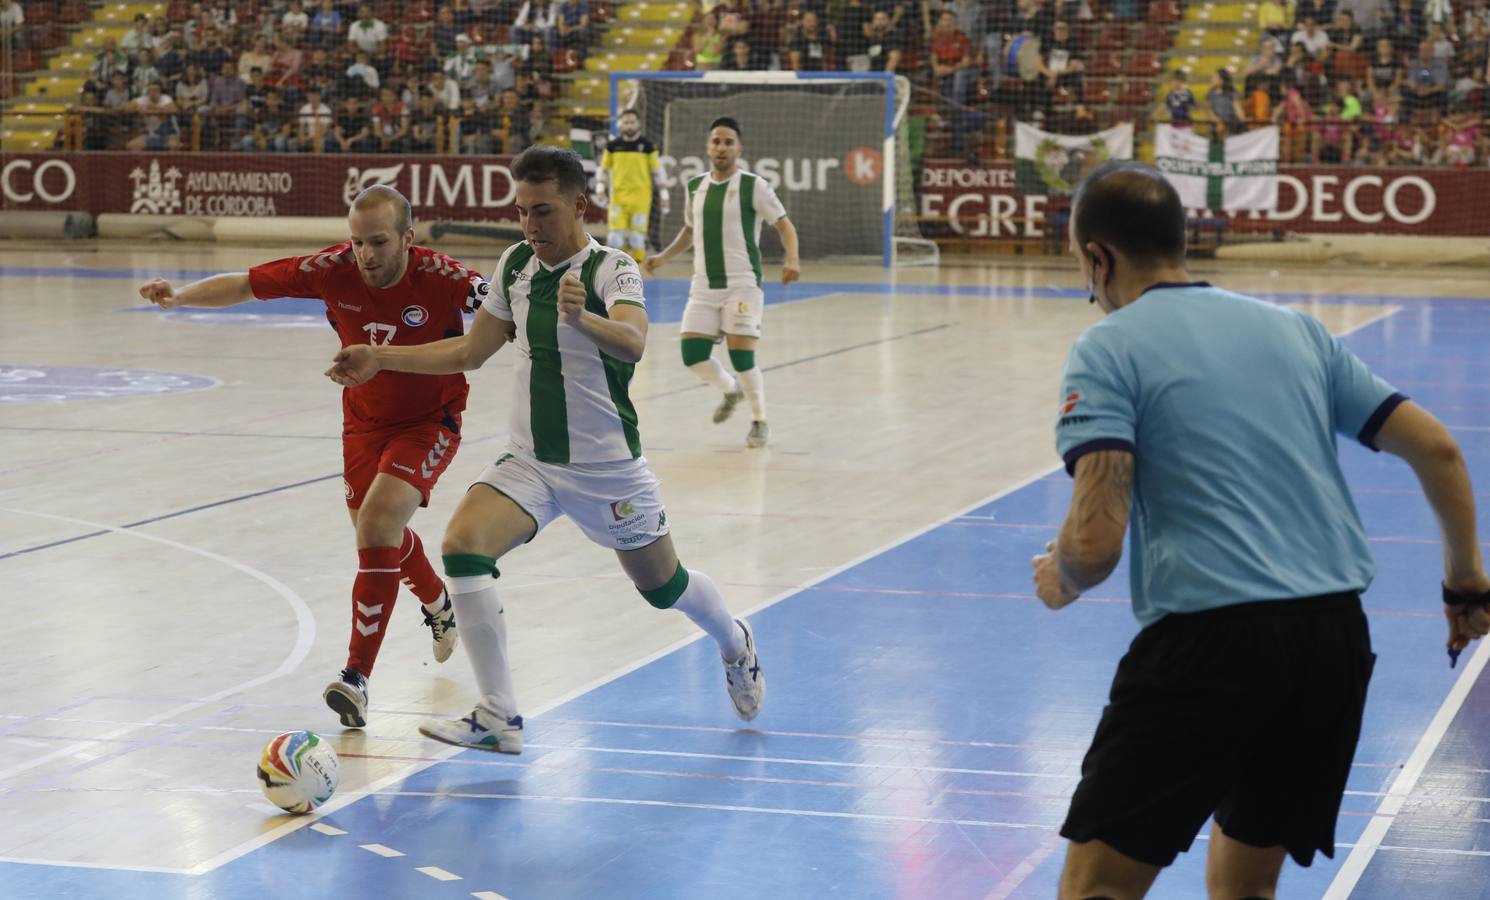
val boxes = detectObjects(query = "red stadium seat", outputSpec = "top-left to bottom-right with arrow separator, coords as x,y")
665,48 -> 696,70
1095,24 -> 1127,50
1083,78 -> 1112,104
1148,0 -> 1180,23
1135,25 -> 1171,50
552,48 -> 580,73
1116,80 -> 1154,105
57,0 -> 87,23
23,0 -> 55,24
1126,50 -> 1161,77
1087,50 -> 1121,77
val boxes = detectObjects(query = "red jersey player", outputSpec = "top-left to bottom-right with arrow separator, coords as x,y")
138,185 -> 485,729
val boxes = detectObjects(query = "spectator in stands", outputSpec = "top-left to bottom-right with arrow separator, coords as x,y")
244,88 -> 295,151
304,46 -> 336,90
91,38 -> 132,89
127,81 -> 181,151
1365,35 -> 1403,103
721,36 -> 755,68
346,49 -> 381,94
1436,109 -> 1480,164
512,69 -> 541,108
1292,17 -> 1333,62
1039,19 -> 1085,103
190,30 -> 231,80
427,67 -> 461,110
716,0 -> 752,55
148,17 -> 171,52
1405,36 -> 1451,114
1274,83 -> 1313,159
176,62 -> 209,109
527,96 -> 548,139
433,5 -> 460,55
410,89 -> 443,152
0,0 -> 23,53
245,67 -> 271,119
1016,0 -> 1056,46
451,0 -> 478,29
512,0 -> 558,46
72,88 -> 114,151
1388,0 -> 1424,57
103,70 -> 132,109
457,95 -> 496,153
122,14 -> 153,55
864,9 -> 902,71
271,34 -> 306,89
556,0 -> 592,60
349,5 -> 390,60
791,9 -> 837,70
1207,66 -> 1246,133
298,84 -> 335,150
206,58 -> 246,112
240,34 -> 274,82
1425,0 -> 1461,41
371,86 -> 411,151
495,87 -> 532,151
1246,36 -> 1286,105
941,0 -> 985,51
521,34 -> 556,79
1340,0 -> 1392,38
1328,9 -> 1366,56
927,10 -> 974,100
1428,22 -> 1455,59
310,0 -> 343,48
1257,0 -> 1294,46
465,58 -> 501,106
333,95 -> 376,152
694,12 -> 727,69
205,0 -> 235,34
489,47 -> 518,91
283,0 -> 310,35
157,32 -> 187,86
836,0 -> 873,70
1313,98 -> 1353,160
1284,41 -> 1331,106
132,49 -> 163,97
1163,70 -> 1197,125
1461,18 -> 1489,76
747,0 -> 786,69
444,32 -> 479,80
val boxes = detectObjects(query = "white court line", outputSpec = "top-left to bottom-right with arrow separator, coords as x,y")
359,844 -> 405,858
982,830 -> 1064,900
472,892 -> 513,900
0,507 -> 316,788
308,824 -> 346,836
1325,635 -> 1490,898
416,866 -> 462,881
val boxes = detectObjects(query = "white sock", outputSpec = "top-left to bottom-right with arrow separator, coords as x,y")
672,569 -> 747,662
737,366 -> 765,420
447,575 -> 518,720
688,357 -> 738,394
421,588 -> 447,616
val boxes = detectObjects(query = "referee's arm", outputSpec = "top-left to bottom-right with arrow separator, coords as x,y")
1035,449 -> 1133,608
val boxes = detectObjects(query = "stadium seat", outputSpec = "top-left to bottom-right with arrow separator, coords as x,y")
1148,0 -> 1180,23
1126,51 -> 1161,78
166,0 -> 190,21
12,48 -> 42,72
57,0 -> 86,24
1135,25 -> 1171,50
552,48 -> 581,73
1116,80 -> 1154,105
23,0 -> 54,24
1083,78 -> 1112,104
1332,48 -> 1367,81
0,73 -> 15,99
1087,50 -> 1121,77
665,48 -> 696,70
1095,24 -> 1127,50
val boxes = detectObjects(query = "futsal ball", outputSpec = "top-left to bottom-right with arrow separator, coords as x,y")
257,730 -> 340,814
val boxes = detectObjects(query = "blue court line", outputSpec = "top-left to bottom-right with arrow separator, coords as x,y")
0,473 -> 340,562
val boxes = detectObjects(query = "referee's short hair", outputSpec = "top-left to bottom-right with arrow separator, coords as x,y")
511,144 -> 589,197
710,116 -> 742,139
1072,161 -> 1186,265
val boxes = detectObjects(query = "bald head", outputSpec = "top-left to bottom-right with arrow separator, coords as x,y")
1072,161 -> 1185,266
351,184 -> 413,234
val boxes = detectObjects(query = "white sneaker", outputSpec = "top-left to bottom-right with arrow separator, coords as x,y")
323,668 -> 368,729
421,591 -> 458,663
746,420 -> 770,448
419,707 -> 524,754
713,385 -> 744,424
723,619 -> 765,721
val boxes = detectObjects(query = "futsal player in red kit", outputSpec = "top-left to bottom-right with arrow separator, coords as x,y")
138,185 -> 484,728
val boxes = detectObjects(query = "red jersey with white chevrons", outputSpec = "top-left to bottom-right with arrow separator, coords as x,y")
248,243 -> 485,433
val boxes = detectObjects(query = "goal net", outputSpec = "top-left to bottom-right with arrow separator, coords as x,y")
609,71 -> 936,267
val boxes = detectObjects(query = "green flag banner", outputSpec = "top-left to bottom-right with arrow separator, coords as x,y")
1013,121 -> 1133,196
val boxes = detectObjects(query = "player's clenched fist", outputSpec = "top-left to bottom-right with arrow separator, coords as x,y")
325,345 -> 382,387
642,256 -> 665,276
557,271 -> 586,324
139,277 -> 180,309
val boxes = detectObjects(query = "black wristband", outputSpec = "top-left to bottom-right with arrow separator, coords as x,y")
1443,583 -> 1490,607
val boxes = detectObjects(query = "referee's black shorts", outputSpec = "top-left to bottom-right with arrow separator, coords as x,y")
1060,591 -> 1376,868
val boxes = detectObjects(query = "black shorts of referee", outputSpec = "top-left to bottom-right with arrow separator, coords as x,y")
1060,591 -> 1376,867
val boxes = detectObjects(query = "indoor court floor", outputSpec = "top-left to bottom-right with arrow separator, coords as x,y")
1,240 -> 1488,899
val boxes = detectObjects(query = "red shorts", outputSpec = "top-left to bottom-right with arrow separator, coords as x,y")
342,416 -> 461,509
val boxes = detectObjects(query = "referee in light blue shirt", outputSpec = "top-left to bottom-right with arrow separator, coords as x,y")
1030,160 -> 1490,900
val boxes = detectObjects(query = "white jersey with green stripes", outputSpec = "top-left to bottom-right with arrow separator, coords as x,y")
683,168 -> 788,291
483,236 -> 647,464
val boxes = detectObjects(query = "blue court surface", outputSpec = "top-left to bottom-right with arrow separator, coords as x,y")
4,273 -> 1490,899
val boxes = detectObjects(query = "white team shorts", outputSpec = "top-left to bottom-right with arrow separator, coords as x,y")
680,285 -> 765,338
473,450 -> 670,551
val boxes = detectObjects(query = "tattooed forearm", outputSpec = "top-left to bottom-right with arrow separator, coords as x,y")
1057,450 -> 1134,592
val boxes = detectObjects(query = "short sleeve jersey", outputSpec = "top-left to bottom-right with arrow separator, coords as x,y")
484,237 -> 647,464
600,135 -> 660,209
248,243 -> 484,433
1055,283 -> 1403,627
684,168 -> 788,291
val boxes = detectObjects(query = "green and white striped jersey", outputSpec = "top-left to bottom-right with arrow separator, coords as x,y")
484,237 -> 647,464
684,169 -> 788,291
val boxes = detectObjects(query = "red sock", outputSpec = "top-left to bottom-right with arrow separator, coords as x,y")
347,546 -> 401,677
399,527 -> 446,607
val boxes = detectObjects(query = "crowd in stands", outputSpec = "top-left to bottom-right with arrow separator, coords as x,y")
43,0 -> 568,152
1160,0 -> 1490,166
4,0 -> 1487,165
